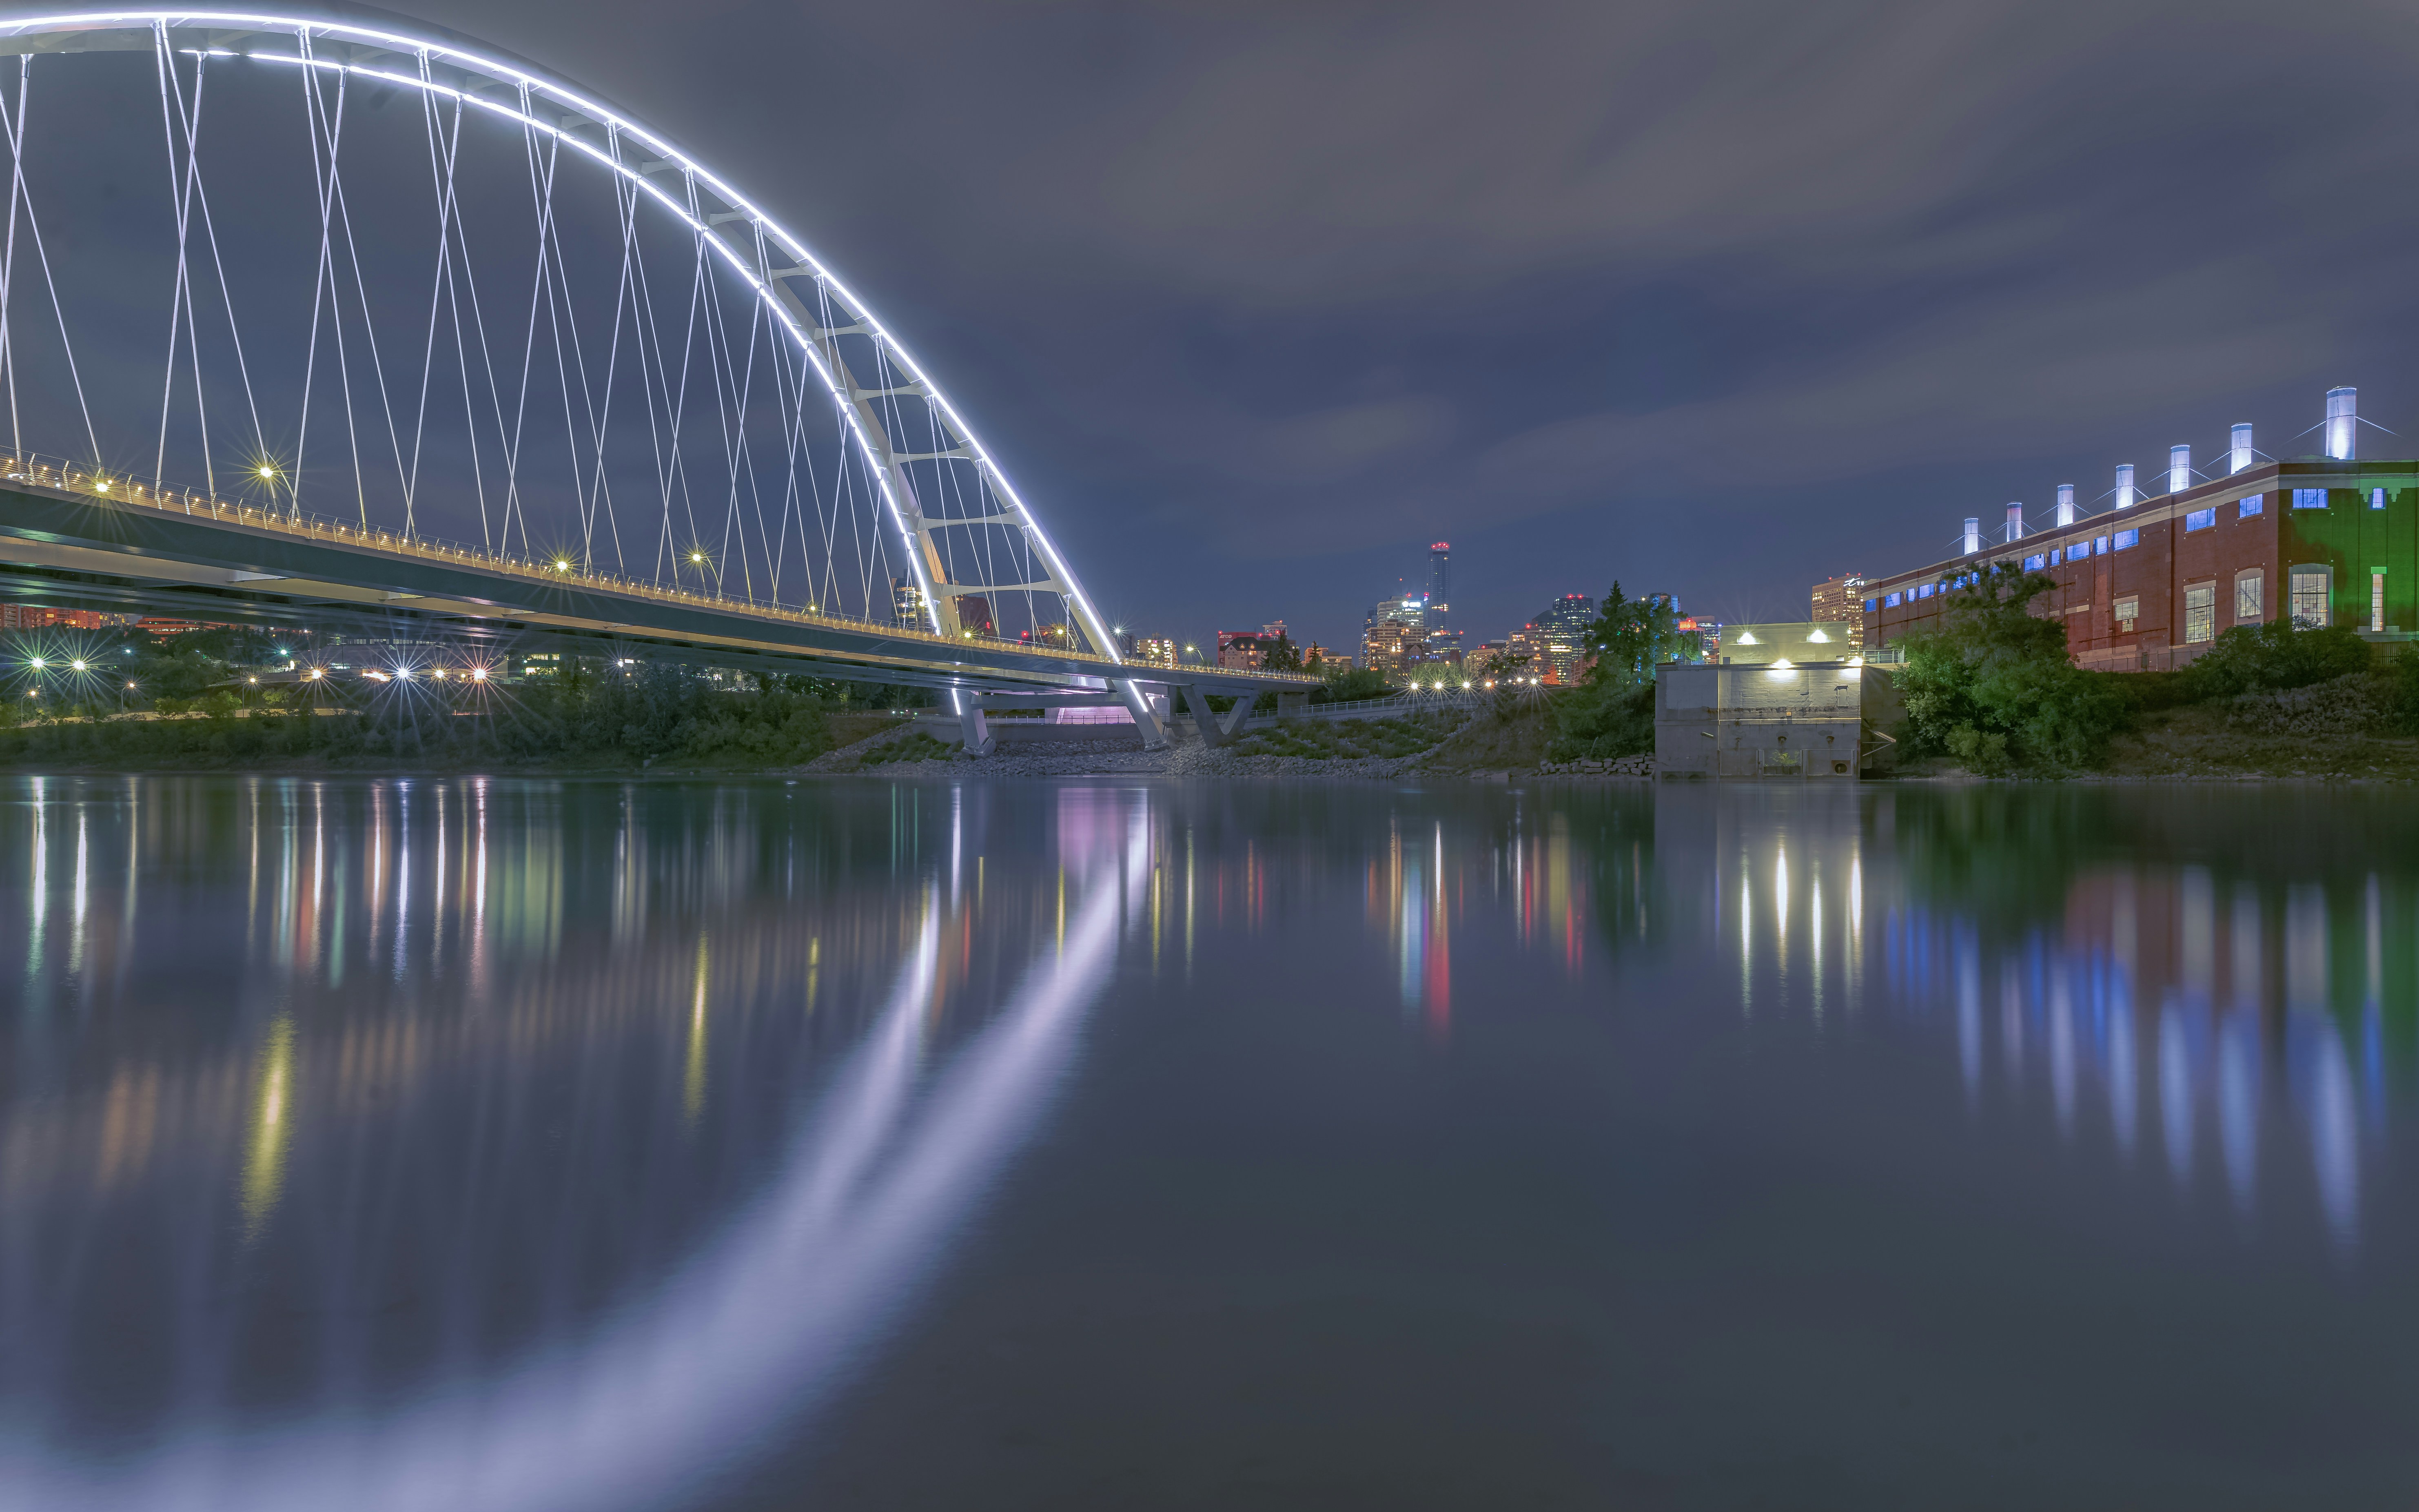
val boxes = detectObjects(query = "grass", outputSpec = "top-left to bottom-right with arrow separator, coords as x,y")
1424,701 -> 1556,771
1228,710 -> 1467,761
858,729 -> 962,765
2098,697 -> 2419,781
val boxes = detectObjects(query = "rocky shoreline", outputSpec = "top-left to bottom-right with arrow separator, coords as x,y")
796,723 -> 1659,782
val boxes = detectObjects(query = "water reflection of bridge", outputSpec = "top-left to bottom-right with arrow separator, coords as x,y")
2,777 -> 2412,1508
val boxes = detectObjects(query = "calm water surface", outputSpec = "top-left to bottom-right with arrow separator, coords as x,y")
4,775 -> 2419,1509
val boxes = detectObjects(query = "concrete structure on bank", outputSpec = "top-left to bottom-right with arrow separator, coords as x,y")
1651,621 -> 1896,779
1862,390 -> 2417,670
1654,661 -> 1896,778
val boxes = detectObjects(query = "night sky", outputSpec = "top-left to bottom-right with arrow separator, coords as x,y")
389,0 -> 2419,654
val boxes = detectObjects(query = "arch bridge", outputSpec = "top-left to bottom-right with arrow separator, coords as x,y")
0,4 -> 1308,749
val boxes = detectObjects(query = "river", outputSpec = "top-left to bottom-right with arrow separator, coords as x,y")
2,774 -> 2415,1509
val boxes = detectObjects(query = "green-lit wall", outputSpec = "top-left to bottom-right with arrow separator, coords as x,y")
2277,481 -> 2419,630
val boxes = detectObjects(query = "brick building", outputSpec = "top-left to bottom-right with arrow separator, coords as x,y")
1865,429 -> 2419,669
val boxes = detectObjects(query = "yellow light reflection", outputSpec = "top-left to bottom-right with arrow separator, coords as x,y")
685,937 -> 710,1122
239,1014 -> 297,1242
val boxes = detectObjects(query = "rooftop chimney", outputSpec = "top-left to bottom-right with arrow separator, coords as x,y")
2055,483 -> 2075,526
2230,423 -> 2254,474
1963,517 -> 1982,555
2326,386 -> 2357,461
2115,463 -> 2136,510
2169,445 -> 2191,494
2005,503 -> 2024,542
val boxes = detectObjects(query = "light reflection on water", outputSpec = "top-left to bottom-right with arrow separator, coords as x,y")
1,776 -> 2415,1506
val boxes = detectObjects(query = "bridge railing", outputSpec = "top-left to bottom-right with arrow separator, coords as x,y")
0,448 -> 1320,687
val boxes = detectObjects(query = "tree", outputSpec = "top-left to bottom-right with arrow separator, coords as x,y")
1259,630 -> 1303,673
1895,563 -> 2128,772
1476,649 -> 1532,681
1580,582 -> 1698,689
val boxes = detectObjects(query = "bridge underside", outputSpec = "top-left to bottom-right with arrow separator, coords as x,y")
0,483 -> 1294,703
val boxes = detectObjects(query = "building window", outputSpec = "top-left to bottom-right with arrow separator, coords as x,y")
2290,566 -> 2330,627
2235,571 -> 2262,623
2374,488 -> 2389,510
2238,494 -> 2264,517
2095,535 -> 2110,555
2293,488 -> 2327,509
2048,548 -> 2061,566
2184,582 -> 2216,643
1863,597 -> 1878,613
2374,570 -> 2388,632
1918,583 -> 1936,599
2022,553 -> 2047,571
2115,528 -> 2139,550
1884,591 -> 1901,608
2184,508 -> 2215,532
2115,594 -> 2139,632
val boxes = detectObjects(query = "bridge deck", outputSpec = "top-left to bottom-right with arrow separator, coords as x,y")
0,478 -> 1311,697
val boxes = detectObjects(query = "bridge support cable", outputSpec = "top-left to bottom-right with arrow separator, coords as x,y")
572,120 -> 643,577
415,75 -> 496,551
155,41 -> 269,500
0,58 -> 98,470
150,28 -> 215,497
291,38 -> 368,526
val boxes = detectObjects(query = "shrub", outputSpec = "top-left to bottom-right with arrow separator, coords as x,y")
1545,682 -> 1655,762
2183,620 -> 2371,701
1896,563 -> 2129,772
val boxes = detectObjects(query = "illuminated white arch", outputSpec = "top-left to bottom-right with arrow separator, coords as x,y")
0,4 -> 1124,659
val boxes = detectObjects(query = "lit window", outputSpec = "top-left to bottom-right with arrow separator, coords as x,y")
2235,571 -> 2262,622
2293,488 -> 2327,509
1884,591 -> 1901,608
2290,566 -> 2330,627
1863,597 -> 1878,613
2023,553 -> 2047,571
2095,535 -> 2111,556
2115,528 -> 2139,550
2372,487 -> 2389,510
2048,548 -> 2062,566
2115,594 -> 2139,630
2237,494 -> 2264,517
2184,508 -> 2215,532
1916,583 -> 1934,599
2184,582 -> 2215,643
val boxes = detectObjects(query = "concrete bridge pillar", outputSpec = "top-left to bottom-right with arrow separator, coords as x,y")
1277,690 -> 1307,717
950,690 -> 995,756
1173,684 -> 1254,747
1115,679 -> 1171,750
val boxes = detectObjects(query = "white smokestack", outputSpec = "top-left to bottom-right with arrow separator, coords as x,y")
2005,503 -> 2024,541
2230,423 -> 2254,474
1963,517 -> 1982,555
2115,463 -> 2135,510
2326,386 -> 2357,461
2169,445 -> 2191,493
2055,483 -> 2075,526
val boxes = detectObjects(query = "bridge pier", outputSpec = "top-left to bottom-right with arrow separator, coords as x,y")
949,690 -> 996,756
1277,691 -> 1307,717
1115,679 -> 1171,750
1174,684 -> 1255,747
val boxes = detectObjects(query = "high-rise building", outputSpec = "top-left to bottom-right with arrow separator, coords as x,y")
1532,593 -> 1597,684
1425,542 -> 1450,632
1367,592 -> 1424,637
1809,573 -> 1867,648
954,594 -> 994,638
1362,618 -> 1419,678
891,576 -> 927,629
1504,625 -> 1541,676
